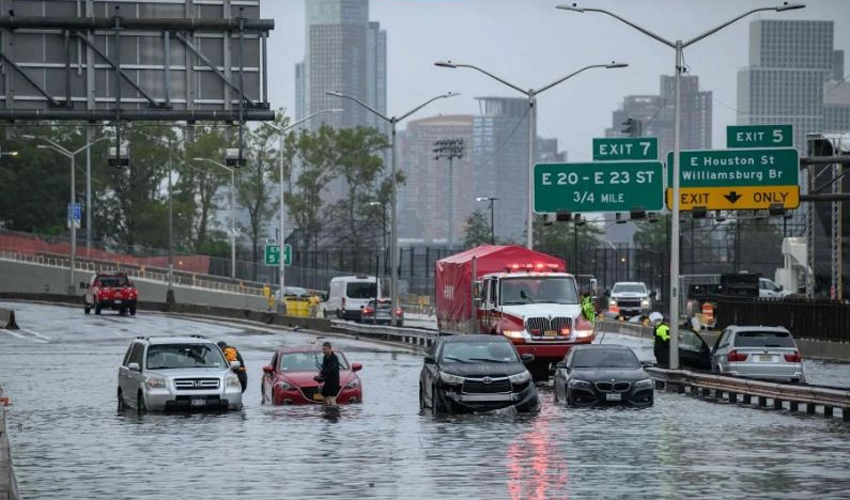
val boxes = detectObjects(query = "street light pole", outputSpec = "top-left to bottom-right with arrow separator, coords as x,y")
476,196 -> 498,245
557,2 -> 806,370
193,157 -> 237,278
326,91 -> 459,326
25,134 -> 109,295
261,109 -> 342,311
435,60 -> 626,249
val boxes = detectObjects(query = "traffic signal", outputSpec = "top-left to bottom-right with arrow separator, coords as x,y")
621,117 -> 642,137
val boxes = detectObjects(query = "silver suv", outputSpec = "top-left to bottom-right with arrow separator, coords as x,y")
117,335 -> 244,412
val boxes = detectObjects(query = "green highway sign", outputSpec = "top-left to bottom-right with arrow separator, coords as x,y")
264,244 -> 292,267
592,137 -> 658,161
666,148 -> 799,188
727,124 -> 792,148
534,161 -> 664,213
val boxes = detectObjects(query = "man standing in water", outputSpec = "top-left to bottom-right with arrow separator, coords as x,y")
314,341 -> 340,407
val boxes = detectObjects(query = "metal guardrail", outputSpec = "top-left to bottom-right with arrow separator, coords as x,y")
647,367 -> 850,422
0,250 -> 266,296
330,320 -> 437,350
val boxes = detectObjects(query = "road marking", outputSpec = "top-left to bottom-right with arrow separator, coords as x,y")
1,328 -> 48,343
19,327 -> 52,342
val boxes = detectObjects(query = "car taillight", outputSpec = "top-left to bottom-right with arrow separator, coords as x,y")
784,351 -> 802,363
363,307 -> 373,315
395,308 -> 403,317
341,298 -> 346,310
727,350 -> 748,362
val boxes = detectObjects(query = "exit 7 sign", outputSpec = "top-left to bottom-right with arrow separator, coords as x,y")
593,137 -> 658,161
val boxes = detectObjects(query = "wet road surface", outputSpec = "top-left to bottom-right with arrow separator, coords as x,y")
2,301 -> 850,499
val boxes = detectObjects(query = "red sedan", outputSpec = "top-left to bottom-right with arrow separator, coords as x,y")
261,346 -> 363,405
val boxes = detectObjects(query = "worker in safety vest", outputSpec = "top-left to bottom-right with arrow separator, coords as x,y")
580,291 -> 596,322
650,313 -> 670,368
218,341 -> 248,393
308,292 -> 322,318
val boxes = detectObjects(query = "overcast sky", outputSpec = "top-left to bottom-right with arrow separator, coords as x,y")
261,0 -> 850,160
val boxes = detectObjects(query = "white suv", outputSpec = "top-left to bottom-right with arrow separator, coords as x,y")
117,335 -> 244,413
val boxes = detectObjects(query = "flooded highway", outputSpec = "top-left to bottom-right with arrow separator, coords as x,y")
2,301 -> 850,499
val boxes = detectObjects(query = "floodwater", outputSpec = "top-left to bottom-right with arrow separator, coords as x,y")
2,302 -> 850,499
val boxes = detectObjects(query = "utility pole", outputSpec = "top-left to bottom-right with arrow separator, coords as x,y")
434,138 -> 465,247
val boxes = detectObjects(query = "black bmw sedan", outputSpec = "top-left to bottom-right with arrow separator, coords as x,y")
419,334 -> 540,414
553,345 -> 654,407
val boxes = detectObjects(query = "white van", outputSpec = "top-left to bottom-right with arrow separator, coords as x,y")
327,276 -> 381,321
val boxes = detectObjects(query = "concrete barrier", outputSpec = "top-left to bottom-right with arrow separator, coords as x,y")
0,406 -> 19,500
0,292 -> 333,333
0,310 -> 17,330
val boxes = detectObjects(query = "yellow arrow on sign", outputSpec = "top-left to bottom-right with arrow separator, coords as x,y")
665,185 -> 800,211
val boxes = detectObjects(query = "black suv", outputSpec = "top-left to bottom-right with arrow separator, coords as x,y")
419,334 -> 539,414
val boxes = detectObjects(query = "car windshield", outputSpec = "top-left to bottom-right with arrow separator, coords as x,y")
441,341 -> 519,364
279,352 -> 350,371
734,331 -> 796,348
500,277 -> 578,305
571,349 -> 640,369
347,282 -> 377,299
612,284 -> 646,294
145,344 -> 227,370
98,277 -> 129,287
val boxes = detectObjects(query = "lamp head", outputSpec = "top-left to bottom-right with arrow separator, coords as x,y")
775,2 -> 805,12
21,134 -> 36,140
434,61 -> 458,69
324,91 -> 344,97
606,62 -> 628,69
192,157 -> 205,162
555,4 -> 585,13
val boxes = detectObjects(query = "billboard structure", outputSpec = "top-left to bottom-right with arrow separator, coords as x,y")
0,0 -> 274,123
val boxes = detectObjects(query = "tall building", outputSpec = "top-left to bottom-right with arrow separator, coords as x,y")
397,115 -> 475,244
295,0 -> 387,134
737,20 -> 849,152
605,75 -> 712,156
473,97 -> 532,243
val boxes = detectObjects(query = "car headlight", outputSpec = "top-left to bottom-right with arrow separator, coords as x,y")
508,371 -> 531,384
439,372 -> 465,385
609,300 -> 618,307
344,378 -> 360,389
569,379 -> 592,389
641,299 -> 650,308
574,329 -> 594,338
146,377 -> 167,389
275,380 -> 294,391
634,378 -> 654,390
503,330 -> 527,340
225,374 -> 241,389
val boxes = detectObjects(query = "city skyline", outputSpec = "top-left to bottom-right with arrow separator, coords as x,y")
265,1 -> 850,160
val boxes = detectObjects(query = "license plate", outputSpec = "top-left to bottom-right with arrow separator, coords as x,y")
191,398 -> 206,407
544,330 -> 557,337
758,355 -> 772,362
312,393 -> 323,401
606,393 -> 622,402
115,300 -> 122,304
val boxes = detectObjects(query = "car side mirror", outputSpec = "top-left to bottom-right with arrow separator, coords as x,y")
262,365 -> 274,374
521,353 -> 535,364
128,362 -> 140,372
79,281 -> 88,289
424,355 -> 436,365
778,285 -> 784,291
230,361 -> 241,370
352,363 -> 363,372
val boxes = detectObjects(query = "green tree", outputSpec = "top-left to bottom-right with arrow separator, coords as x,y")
534,215 -> 604,255
633,215 -> 670,252
463,210 -> 493,248
285,125 -> 338,253
183,126 -> 232,251
237,125 -> 280,274
325,126 -> 390,249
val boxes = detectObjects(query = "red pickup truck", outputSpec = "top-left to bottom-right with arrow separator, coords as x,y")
82,272 -> 138,316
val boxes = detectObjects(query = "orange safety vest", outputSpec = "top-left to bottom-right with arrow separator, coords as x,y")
223,346 -> 246,372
